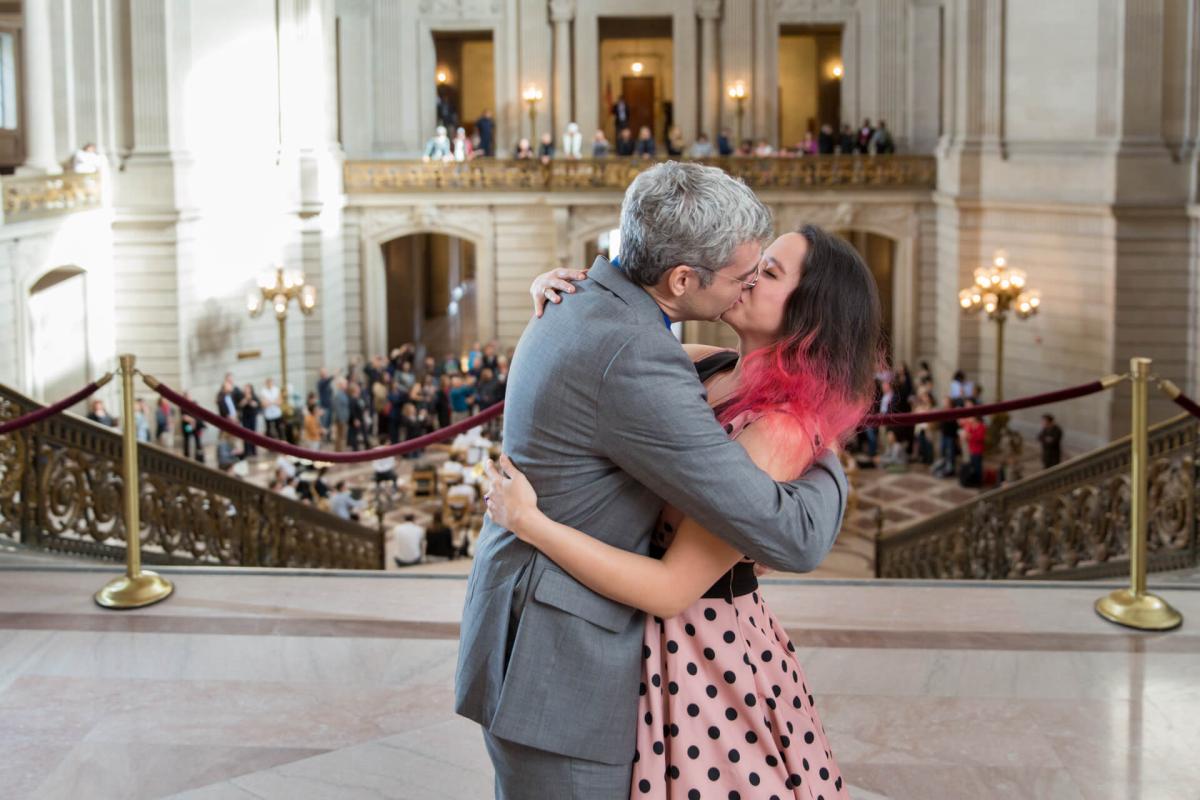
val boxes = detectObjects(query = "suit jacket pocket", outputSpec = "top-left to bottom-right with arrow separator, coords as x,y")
532,568 -> 637,634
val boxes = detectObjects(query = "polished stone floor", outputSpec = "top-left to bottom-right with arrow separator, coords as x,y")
1,562 -> 1196,800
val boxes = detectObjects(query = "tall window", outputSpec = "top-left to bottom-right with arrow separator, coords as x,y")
0,31 -> 17,130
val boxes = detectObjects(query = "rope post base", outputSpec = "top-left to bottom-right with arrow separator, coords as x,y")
1095,357 -> 1182,632
95,354 -> 174,610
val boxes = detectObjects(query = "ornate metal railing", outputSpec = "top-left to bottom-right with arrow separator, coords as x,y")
876,415 -> 1199,580
1,171 -> 103,223
0,384 -> 382,570
344,155 -> 937,194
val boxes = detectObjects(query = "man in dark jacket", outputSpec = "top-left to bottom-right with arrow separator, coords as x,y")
1039,414 -> 1063,469
475,109 -> 495,156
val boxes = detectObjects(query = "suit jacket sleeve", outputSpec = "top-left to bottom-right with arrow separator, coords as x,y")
594,331 -> 849,572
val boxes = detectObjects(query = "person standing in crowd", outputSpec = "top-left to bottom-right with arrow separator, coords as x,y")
422,126 -> 452,161
238,383 -> 260,457
615,127 -> 635,156
372,373 -> 390,441
389,513 -> 426,569
180,391 -> 205,462
435,375 -> 453,428
933,395 -> 960,478
838,123 -> 857,154
611,94 -> 630,133
666,125 -> 685,156
561,122 -> 583,159
538,132 -> 555,163
949,369 -> 969,406
441,352 -> 461,376
591,129 -> 610,158
688,133 -> 713,158
420,354 -> 439,381
316,367 -> 333,438
134,398 -> 152,443
818,123 -> 836,154
386,378 -> 407,445
260,377 -> 284,440
87,399 -> 117,427
870,120 -> 896,154
301,396 -> 324,451
467,341 -> 483,374
331,378 -> 350,451
346,382 -> 367,451
912,388 -> 935,464
857,118 -> 875,152
634,125 -> 656,158
451,126 -> 473,161
475,109 -> 495,157
1039,414 -> 1063,469
961,402 -> 987,487
478,342 -> 500,375
215,374 -> 242,420
716,128 -> 734,156
155,396 -> 172,446
70,142 -> 104,173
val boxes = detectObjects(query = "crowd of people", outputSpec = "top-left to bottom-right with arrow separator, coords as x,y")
845,362 -> 1066,489
422,105 -> 897,165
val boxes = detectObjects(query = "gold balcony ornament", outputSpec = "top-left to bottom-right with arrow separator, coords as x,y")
959,251 -> 1042,417
727,81 -> 748,145
248,265 -> 317,416
522,84 -> 544,142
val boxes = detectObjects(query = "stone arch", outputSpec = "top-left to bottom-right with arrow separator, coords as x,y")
360,209 -> 495,359
24,265 -> 91,403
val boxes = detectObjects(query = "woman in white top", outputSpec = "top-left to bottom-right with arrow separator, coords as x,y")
260,378 -> 284,439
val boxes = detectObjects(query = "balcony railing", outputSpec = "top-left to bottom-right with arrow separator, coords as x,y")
0,171 -> 103,223
0,383 -> 383,570
344,155 -> 937,194
876,415 -> 1200,580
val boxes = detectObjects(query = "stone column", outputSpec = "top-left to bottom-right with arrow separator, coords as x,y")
697,0 -> 721,140
20,0 -> 61,173
550,0 -> 576,141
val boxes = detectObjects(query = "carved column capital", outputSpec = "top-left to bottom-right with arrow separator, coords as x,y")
549,0 -> 576,23
696,0 -> 722,21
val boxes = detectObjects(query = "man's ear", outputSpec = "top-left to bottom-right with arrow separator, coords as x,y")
663,265 -> 694,298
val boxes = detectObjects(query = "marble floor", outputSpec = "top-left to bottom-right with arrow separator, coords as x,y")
0,563 -> 1197,800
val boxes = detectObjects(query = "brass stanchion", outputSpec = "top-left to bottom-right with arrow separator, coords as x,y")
94,354 -> 174,609
1095,357 -> 1182,631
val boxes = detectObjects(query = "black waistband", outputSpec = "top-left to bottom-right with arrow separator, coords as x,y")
702,561 -> 758,599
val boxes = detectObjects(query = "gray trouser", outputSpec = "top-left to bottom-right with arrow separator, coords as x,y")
483,729 -> 631,800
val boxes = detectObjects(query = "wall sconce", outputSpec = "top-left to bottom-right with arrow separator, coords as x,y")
522,84 -> 544,141
831,63 -> 844,79
726,81 -> 748,145
631,61 -> 644,75
436,68 -> 449,85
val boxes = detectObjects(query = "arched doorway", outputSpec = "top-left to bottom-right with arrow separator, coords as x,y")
835,229 -> 897,357
27,267 -> 90,403
381,233 -> 477,361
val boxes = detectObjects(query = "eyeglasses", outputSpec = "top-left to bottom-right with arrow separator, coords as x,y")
693,259 -> 761,289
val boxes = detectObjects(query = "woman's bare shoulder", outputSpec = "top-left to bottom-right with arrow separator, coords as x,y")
681,343 -> 736,364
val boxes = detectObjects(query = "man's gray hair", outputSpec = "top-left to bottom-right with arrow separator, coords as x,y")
618,161 -> 772,287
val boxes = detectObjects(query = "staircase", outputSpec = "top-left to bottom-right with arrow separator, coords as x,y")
0,383 -> 383,570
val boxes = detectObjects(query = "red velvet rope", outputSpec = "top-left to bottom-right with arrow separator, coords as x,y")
1169,391 -> 1200,421
148,377 -> 505,463
0,379 -> 110,436
862,379 -> 1109,429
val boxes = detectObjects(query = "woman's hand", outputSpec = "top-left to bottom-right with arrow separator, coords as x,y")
530,267 -> 588,318
483,454 -> 542,540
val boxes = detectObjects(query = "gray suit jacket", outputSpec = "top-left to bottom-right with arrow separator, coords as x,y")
454,257 -> 848,765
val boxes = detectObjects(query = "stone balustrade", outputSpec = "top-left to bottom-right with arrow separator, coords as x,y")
0,171 -> 103,223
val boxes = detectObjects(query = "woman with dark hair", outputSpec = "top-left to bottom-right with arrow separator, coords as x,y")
486,225 -> 880,799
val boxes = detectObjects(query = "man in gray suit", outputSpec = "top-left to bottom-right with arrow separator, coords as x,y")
455,161 -> 848,798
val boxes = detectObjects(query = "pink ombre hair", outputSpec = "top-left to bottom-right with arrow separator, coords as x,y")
717,225 -> 882,476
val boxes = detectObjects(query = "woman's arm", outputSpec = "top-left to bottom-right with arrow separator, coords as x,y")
485,414 -> 813,618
